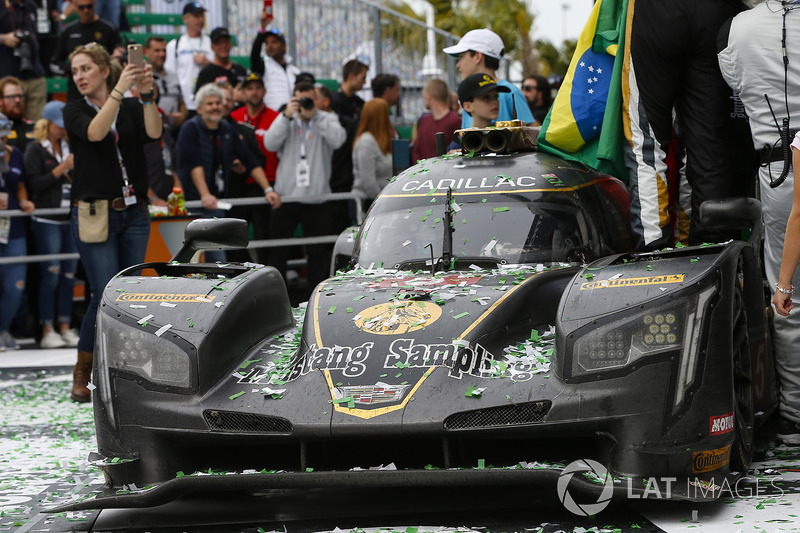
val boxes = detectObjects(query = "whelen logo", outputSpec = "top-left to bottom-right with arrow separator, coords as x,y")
709,413 -> 735,436
692,445 -> 732,473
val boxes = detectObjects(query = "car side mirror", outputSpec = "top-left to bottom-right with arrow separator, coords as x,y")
171,218 -> 250,263
698,197 -> 763,246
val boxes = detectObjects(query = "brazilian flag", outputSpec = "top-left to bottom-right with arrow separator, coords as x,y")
537,0 -> 629,181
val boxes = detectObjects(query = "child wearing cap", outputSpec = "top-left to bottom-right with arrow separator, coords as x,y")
457,73 -> 511,129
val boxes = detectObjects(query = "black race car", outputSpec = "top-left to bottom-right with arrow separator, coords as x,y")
50,137 -> 776,512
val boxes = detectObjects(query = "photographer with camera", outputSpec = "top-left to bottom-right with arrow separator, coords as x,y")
0,0 -> 46,120
264,81 -> 345,296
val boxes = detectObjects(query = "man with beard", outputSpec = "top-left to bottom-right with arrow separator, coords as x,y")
0,0 -> 47,119
0,76 -> 34,152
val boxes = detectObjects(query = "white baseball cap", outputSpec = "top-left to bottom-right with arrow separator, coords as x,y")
443,29 -> 505,60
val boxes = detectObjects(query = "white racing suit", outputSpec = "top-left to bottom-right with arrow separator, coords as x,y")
719,0 -> 800,422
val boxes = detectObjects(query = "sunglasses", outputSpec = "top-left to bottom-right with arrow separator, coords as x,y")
76,3 -> 95,10
522,85 -> 538,91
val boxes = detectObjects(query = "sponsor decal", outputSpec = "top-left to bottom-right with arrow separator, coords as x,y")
692,444 -> 732,473
710,413 -> 735,436
580,274 -> 684,290
267,339 -> 539,385
116,293 -> 216,302
336,383 -> 410,405
364,274 -> 482,289
354,301 -> 442,335
400,176 -> 537,194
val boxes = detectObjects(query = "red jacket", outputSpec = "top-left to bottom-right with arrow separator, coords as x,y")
231,105 -> 280,183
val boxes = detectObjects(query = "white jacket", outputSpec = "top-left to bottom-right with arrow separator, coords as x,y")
262,55 -> 301,112
164,34 -> 214,111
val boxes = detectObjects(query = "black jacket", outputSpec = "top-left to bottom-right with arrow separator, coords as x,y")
23,140 -> 70,221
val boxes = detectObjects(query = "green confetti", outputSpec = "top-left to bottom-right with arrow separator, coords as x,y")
582,272 -> 593,279
690,258 -> 699,263
477,458 -> 485,469
395,362 -> 411,368
328,306 -> 336,314
453,312 -> 470,319
306,467 -> 314,472
229,391 -> 246,400
346,307 -> 353,313
493,206 -> 510,213
353,295 -> 366,300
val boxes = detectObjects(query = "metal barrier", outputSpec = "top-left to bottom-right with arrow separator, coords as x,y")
128,0 -> 464,128
0,192 -> 362,266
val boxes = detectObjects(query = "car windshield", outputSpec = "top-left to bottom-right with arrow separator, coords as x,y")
354,196 -> 590,268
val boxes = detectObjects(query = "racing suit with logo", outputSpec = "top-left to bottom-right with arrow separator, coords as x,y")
719,0 -> 800,423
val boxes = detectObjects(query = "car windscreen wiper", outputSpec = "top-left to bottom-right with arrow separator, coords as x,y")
442,187 -> 455,271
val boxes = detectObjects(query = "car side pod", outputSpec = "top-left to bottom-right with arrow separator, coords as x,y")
172,218 -> 250,263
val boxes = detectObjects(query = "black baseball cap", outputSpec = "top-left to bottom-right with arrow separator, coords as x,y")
242,71 -> 264,86
210,27 -> 231,43
457,73 -> 510,104
295,72 -> 315,85
182,1 -> 206,15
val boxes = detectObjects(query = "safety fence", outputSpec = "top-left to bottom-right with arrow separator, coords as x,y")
0,192 -> 362,266
127,0 -> 464,128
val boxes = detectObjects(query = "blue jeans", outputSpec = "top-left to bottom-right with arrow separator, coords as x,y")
31,220 -> 77,327
71,205 -> 150,352
95,0 -> 121,28
0,237 -> 27,332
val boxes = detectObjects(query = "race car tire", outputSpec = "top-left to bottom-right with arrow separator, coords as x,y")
731,276 -> 755,474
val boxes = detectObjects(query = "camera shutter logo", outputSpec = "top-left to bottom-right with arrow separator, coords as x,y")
556,459 -> 615,516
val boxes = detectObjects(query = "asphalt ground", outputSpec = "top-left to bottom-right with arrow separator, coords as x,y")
2,349 -> 800,533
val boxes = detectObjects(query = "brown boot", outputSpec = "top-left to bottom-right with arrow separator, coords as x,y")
70,350 -> 93,403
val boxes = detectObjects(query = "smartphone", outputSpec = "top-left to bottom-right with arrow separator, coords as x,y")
127,43 -> 143,68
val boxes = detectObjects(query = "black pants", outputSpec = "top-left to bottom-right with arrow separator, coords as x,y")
625,0 -> 748,248
270,202 -> 334,294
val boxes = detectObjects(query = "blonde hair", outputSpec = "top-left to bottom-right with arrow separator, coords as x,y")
68,43 -> 122,92
355,99 -> 393,155
33,118 -> 49,142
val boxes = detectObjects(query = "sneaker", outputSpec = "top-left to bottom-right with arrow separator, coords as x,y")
41,329 -> 67,349
776,416 -> 800,445
0,331 -> 19,350
61,328 -> 80,348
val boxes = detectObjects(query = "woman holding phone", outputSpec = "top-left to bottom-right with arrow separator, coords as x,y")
62,42 -> 161,403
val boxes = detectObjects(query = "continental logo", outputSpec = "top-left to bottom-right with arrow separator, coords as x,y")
580,274 -> 685,290
116,293 -> 216,302
693,444 -> 731,473
354,301 -> 442,335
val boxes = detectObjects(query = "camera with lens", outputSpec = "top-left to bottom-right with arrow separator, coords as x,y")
299,96 -> 315,110
13,30 -> 36,74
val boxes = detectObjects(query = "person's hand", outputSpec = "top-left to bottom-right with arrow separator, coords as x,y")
62,153 -> 75,172
284,98 -> 300,119
230,158 -> 246,175
115,62 -> 143,94
260,9 -> 270,29
773,290 -> 794,317
2,33 -> 20,48
135,63 -> 155,94
265,190 -> 281,208
19,199 -> 34,213
150,197 -> 167,207
193,53 -> 208,66
201,192 -> 218,210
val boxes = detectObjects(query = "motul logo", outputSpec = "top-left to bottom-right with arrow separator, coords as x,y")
709,413 -> 734,436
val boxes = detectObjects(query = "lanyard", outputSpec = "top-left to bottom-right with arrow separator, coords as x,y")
297,118 -> 311,159
84,96 -> 130,187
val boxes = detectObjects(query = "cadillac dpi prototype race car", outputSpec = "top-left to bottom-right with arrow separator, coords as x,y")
53,131 -> 777,511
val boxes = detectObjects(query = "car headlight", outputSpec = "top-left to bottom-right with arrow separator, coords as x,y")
566,285 -> 716,390
99,313 -> 194,390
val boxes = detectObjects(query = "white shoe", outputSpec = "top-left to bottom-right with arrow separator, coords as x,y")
41,330 -> 67,349
61,328 -> 80,348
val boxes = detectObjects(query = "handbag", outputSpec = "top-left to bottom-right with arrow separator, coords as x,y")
77,200 -> 109,243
